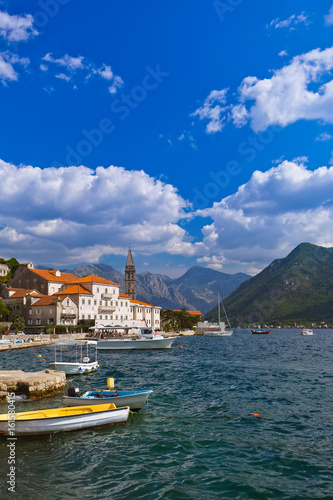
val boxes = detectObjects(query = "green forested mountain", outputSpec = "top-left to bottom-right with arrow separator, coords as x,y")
206,243 -> 333,325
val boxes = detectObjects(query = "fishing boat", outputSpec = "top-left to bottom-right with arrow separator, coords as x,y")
0,403 -> 130,436
63,387 -> 153,411
204,293 -> 233,336
49,340 -> 99,374
251,329 -> 270,334
301,328 -> 314,335
96,327 -> 176,350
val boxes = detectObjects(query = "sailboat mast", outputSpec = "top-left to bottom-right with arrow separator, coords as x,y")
217,292 -> 221,324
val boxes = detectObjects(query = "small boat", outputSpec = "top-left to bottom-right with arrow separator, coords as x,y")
251,329 -> 270,334
301,329 -> 314,335
96,327 -> 176,350
204,293 -> 233,336
0,403 -> 130,436
49,340 -> 99,374
63,387 -> 153,411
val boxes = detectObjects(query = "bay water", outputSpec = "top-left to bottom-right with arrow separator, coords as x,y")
0,329 -> 332,499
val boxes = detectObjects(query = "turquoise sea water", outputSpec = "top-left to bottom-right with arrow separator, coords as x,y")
0,329 -> 333,500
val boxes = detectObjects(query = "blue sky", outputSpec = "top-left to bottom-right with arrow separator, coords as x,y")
1,0 -> 333,277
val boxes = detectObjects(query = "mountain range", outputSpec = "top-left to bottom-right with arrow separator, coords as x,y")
61,264 -> 250,314
205,243 -> 333,325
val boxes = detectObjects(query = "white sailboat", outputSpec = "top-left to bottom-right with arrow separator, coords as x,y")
204,293 -> 233,336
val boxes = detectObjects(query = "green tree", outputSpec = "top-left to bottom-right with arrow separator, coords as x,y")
12,314 -> 25,333
0,299 -> 10,318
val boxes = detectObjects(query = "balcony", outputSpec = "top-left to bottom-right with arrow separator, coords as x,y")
61,313 -> 77,319
101,293 -> 114,299
98,306 -> 116,314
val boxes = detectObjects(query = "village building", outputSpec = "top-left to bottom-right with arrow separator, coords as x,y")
2,248 -> 161,329
0,263 -> 10,276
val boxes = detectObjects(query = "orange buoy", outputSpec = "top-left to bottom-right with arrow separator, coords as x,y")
251,413 -> 262,418
179,345 -> 183,349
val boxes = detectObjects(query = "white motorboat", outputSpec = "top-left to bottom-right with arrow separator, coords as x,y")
63,387 -> 153,411
96,327 -> 176,350
0,403 -> 129,436
49,340 -> 99,374
301,329 -> 314,335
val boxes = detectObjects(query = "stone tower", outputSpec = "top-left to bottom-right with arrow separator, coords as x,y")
125,247 -> 136,300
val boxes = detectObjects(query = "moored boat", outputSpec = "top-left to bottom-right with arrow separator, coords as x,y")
0,403 -> 130,436
301,328 -> 314,335
63,388 -> 153,411
49,340 -> 99,374
96,327 -> 176,350
251,329 -> 270,334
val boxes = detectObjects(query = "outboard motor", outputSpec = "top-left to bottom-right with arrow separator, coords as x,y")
68,387 -> 80,397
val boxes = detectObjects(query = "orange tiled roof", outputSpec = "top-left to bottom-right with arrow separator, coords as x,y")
173,310 -> 202,315
33,296 -> 59,306
73,275 -> 119,286
31,269 -> 78,283
52,285 -> 92,296
8,289 -> 41,298
119,292 -> 130,298
130,299 -> 160,308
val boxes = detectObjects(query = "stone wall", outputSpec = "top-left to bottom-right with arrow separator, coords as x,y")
0,369 -> 66,401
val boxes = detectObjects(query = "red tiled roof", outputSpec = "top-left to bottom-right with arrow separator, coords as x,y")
30,269 -> 78,283
173,310 -> 202,315
73,275 -> 120,286
130,299 -> 160,308
52,285 -> 92,296
8,289 -> 41,298
119,292 -> 130,298
33,296 -> 59,306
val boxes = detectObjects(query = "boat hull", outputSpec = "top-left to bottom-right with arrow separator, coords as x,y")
49,361 -> 99,374
63,390 -> 153,411
251,330 -> 270,334
0,404 -> 129,436
97,337 -> 175,350
204,331 -> 233,336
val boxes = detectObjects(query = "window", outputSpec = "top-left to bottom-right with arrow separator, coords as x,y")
71,309 -> 73,314
88,314 -> 91,319
62,309 -> 65,314
99,315 -> 102,319
94,300 -> 97,306
28,319 -> 32,325
105,288 -> 108,293
105,315 -> 108,319
36,309 -> 41,315
121,301 -> 123,307
82,314 -> 85,319
113,289 -> 115,294
82,299 -> 85,305
100,300 -> 102,305
66,299 -> 70,306
29,309 -> 32,315
49,309 -> 52,314
115,315 -> 118,320
97,287 -> 99,293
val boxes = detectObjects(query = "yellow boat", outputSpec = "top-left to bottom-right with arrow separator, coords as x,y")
0,403 -> 130,436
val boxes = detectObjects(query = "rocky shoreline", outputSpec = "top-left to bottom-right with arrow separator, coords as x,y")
0,369 -> 66,401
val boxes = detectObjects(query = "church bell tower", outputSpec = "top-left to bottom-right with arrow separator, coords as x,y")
125,247 -> 136,300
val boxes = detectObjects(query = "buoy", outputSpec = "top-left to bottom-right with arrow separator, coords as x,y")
251,413 -> 262,418
179,345 -> 183,349
37,355 -> 42,358
107,377 -> 115,389
43,359 -> 46,362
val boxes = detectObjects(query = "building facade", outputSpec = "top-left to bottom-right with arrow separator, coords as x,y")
2,264 -> 161,329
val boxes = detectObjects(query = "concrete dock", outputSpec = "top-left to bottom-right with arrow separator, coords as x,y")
0,369 -> 66,401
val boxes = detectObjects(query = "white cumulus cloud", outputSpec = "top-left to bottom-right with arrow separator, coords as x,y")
0,160 -> 205,266
0,9 -> 38,41
191,89 -> 229,133
194,161 -> 333,274
325,5 -> 333,26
